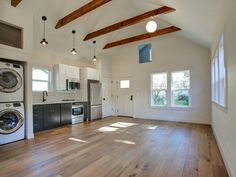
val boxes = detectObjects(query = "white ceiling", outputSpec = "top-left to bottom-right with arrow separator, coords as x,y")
12,0 -> 222,59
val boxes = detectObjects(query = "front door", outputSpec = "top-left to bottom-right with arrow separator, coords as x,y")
102,77 -> 113,118
117,78 -> 133,117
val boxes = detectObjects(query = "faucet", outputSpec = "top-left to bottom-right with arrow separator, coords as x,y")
43,91 -> 48,102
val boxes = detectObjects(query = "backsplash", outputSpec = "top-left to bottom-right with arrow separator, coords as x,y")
33,90 -> 86,104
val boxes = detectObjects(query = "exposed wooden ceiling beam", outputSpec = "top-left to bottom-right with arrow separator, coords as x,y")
11,0 -> 22,7
55,0 -> 112,29
103,26 -> 181,49
84,6 -> 175,41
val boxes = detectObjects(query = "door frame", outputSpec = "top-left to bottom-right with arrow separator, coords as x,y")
101,77 -> 113,118
116,77 -> 134,118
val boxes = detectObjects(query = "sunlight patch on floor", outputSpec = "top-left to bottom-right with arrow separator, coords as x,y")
68,138 -> 87,143
110,122 -> 138,128
114,139 -> 136,145
142,124 -> 158,130
97,126 -> 119,133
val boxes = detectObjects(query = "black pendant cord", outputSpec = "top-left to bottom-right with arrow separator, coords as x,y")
73,32 -> 75,49
93,41 -> 96,58
43,20 -> 45,39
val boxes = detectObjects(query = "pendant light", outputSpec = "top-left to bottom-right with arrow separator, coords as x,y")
146,17 -> 157,33
71,30 -> 77,55
40,16 -> 48,45
93,40 -> 97,61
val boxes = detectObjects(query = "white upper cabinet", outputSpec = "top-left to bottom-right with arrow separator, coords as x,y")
66,65 -> 80,80
55,64 -> 67,90
82,67 -> 100,81
55,64 -> 80,90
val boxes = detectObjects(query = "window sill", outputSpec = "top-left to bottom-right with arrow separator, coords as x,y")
212,101 -> 227,113
150,106 -> 193,111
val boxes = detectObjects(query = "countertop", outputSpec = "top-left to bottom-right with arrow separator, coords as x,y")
33,100 -> 88,105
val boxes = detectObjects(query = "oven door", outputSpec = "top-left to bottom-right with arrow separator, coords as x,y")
0,109 -> 23,134
72,106 -> 83,117
0,68 -> 22,93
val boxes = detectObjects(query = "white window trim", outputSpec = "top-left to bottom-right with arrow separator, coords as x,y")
211,34 -> 227,109
32,67 -> 52,93
150,70 -> 192,110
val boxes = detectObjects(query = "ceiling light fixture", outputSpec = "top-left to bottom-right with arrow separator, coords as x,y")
71,30 -> 77,55
146,17 -> 157,33
40,16 -> 48,45
93,40 -> 97,61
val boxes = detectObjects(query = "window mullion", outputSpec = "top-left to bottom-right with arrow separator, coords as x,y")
168,72 -> 171,107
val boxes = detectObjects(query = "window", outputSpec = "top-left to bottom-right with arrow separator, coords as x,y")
32,68 -> 50,92
171,71 -> 190,107
138,43 -> 152,64
212,35 -> 226,107
151,73 -> 167,106
151,70 -> 191,108
120,80 -> 130,89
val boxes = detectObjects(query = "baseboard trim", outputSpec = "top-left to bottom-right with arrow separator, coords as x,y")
212,126 -> 235,177
133,116 -> 211,125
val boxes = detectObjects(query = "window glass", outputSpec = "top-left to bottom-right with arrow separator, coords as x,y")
171,71 -> 190,107
219,36 -> 225,106
120,80 -> 130,89
138,43 -> 152,64
151,73 -> 167,106
32,69 -> 49,81
32,68 -> 50,92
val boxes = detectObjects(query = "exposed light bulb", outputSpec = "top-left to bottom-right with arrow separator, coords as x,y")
40,38 -> 48,45
146,20 -> 157,33
71,48 -> 77,55
93,56 -> 97,61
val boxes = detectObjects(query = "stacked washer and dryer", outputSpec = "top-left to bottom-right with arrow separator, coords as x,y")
0,61 -> 25,145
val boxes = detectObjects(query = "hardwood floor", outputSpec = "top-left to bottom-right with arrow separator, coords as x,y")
0,117 -> 229,177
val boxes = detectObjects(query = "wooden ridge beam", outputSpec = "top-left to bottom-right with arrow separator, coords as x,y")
55,0 -> 112,29
11,0 -> 22,7
84,6 -> 175,41
103,26 -> 181,49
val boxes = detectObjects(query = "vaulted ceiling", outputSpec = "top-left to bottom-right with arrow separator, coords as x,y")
10,0 -> 222,60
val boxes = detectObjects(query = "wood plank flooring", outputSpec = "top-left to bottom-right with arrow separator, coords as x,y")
0,117 -> 229,177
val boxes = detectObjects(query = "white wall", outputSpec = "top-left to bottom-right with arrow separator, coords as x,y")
211,1 -> 236,177
112,34 -> 211,124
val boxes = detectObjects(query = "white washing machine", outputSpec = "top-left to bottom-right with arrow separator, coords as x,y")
0,61 -> 24,102
0,102 -> 25,145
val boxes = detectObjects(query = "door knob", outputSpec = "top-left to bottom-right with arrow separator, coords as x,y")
103,98 -> 106,101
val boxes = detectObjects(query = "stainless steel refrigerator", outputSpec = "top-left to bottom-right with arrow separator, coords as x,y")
89,83 -> 102,120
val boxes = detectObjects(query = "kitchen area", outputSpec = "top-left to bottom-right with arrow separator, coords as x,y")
32,64 -> 103,133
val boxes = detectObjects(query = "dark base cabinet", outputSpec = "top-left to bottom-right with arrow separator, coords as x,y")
33,105 -> 43,132
43,104 -> 61,130
33,102 -> 88,133
61,103 -> 72,125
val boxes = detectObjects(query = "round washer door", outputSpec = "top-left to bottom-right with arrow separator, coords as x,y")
0,68 -> 22,93
0,109 -> 24,134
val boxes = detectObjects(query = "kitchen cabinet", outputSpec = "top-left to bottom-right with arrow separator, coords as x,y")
61,103 -> 72,125
43,104 -> 61,130
66,65 -> 80,80
33,102 -> 88,132
81,67 -> 100,81
55,64 -> 80,90
33,105 -> 43,132
55,64 -> 67,90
